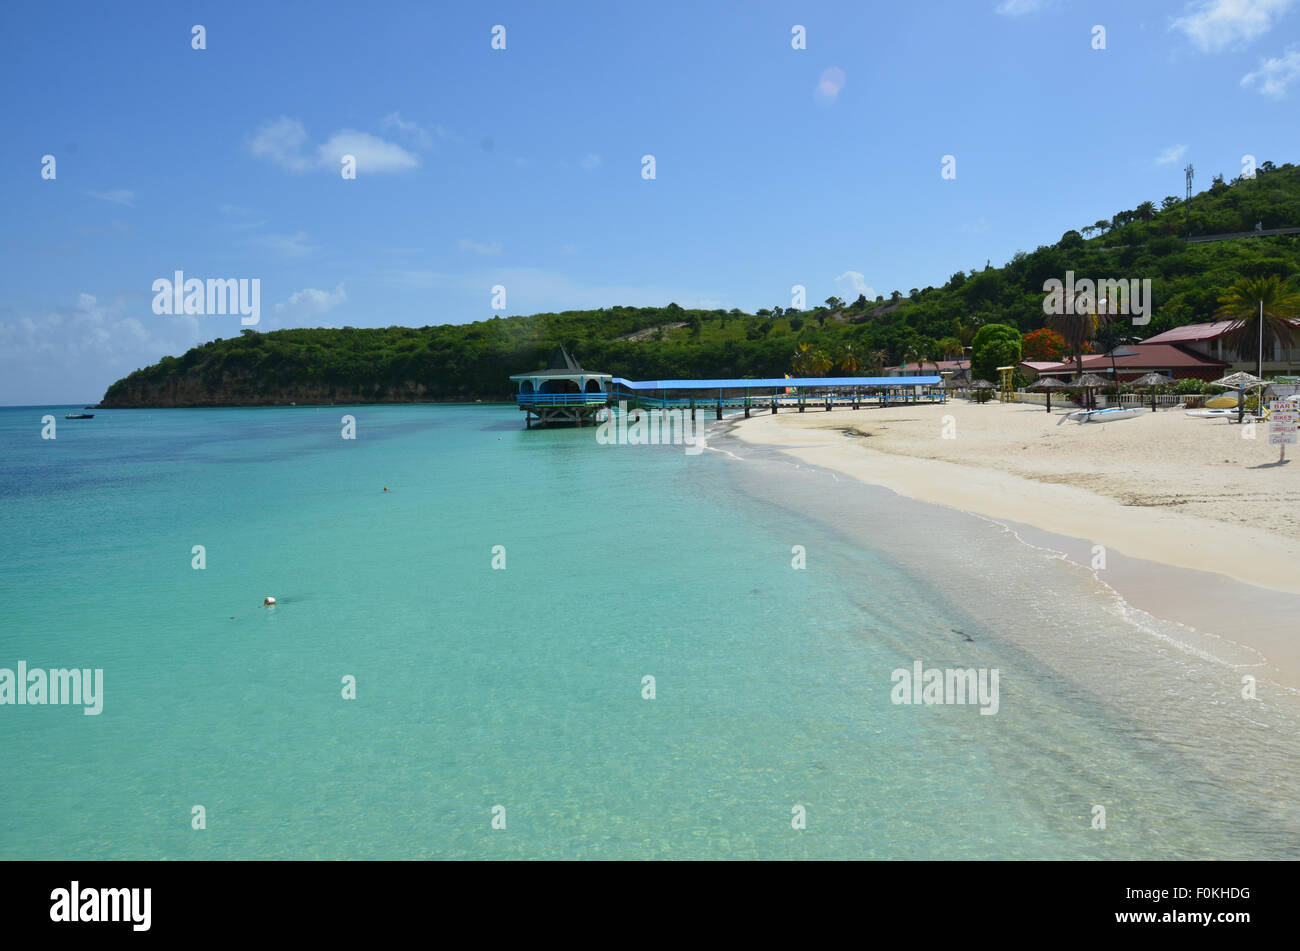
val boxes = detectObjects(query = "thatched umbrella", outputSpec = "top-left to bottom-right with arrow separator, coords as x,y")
1129,372 -> 1174,413
1027,376 -> 1069,413
968,379 -> 995,402
1211,371 -> 1266,423
1072,372 -> 1110,410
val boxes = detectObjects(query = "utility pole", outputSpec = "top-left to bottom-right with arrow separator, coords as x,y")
1258,298 -> 1264,380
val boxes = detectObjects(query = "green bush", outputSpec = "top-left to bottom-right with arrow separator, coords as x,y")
971,323 -> 1022,383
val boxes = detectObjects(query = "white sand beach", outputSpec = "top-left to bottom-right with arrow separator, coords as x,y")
733,400 -> 1300,686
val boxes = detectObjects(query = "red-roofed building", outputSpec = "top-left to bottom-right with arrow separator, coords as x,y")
1141,319 -> 1300,375
1021,342 -> 1229,382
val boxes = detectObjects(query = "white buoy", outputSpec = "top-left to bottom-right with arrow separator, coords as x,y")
264,597 -> 277,607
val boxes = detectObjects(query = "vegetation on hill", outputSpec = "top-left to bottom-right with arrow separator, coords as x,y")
102,161 -> 1300,406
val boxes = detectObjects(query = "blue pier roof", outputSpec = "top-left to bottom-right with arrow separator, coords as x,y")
610,375 -> 942,390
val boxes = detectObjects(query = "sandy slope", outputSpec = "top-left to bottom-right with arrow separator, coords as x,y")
732,400 -> 1300,594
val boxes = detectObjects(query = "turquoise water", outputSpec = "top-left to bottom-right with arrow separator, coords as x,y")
1,404 -> 1297,859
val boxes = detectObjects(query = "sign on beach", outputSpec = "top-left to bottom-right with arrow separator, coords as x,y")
1268,401 -> 1298,446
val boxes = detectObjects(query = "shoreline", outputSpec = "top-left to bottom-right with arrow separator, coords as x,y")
729,402 -> 1300,689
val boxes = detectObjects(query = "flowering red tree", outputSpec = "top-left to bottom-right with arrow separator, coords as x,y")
1021,328 -> 1068,361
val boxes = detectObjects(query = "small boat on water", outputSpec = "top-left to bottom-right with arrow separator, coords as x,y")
65,412 -> 94,419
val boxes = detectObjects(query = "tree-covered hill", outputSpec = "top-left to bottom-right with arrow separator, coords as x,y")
102,161 -> 1300,407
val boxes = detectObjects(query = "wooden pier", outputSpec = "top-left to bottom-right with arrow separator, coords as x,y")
510,349 -> 613,428
511,350 -> 945,428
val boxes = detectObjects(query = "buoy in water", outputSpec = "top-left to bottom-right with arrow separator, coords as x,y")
264,597 -> 277,607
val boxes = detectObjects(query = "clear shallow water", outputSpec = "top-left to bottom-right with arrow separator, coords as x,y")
0,404 -> 1296,859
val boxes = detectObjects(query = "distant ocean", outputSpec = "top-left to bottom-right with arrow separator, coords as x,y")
1,403 -> 1296,859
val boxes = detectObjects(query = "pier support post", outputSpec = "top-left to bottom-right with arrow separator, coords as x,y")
716,390 -> 722,420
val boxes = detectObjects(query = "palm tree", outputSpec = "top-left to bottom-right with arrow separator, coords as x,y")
863,349 -> 889,375
1215,275 -> 1300,378
791,342 -> 814,377
1091,321 -> 1132,399
837,344 -> 860,374
1048,289 -> 1106,381
936,336 -> 964,361
903,343 -> 926,377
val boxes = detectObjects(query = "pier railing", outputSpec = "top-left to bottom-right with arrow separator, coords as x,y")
516,392 -> 610,406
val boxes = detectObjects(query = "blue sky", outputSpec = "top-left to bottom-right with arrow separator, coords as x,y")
2,0 -> 1299,403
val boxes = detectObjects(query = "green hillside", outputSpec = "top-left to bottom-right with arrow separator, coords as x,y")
102,160 -> 1300,407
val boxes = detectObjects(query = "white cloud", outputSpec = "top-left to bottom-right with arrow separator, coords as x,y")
249,117 -> 418,174
317,130 -> 419,174
1241,47 -> 1300,94
380,111 -> 433,149
814,67 -> 847,104
834,271 -> 876,301
996,0 -> 1045,15
0,293 -> 209,405
270,284 -> 347,329
250,231 -> 316,258
84,189 -> 136,206
458,238 -> 503,255
1155,144 -> 1189,165
249,117 -> 313,171
580,153 -> 602,170
1171,0 -> 1295,53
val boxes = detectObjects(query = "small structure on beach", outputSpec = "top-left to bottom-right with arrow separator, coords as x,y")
1072,372 -> 1110,410
1027,376 -> 1068,413
510,348 -> 612,428
1129,372 -> 1174,413
1210,371 -> 1267,424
